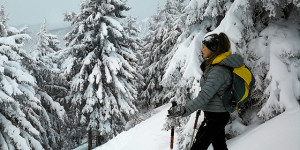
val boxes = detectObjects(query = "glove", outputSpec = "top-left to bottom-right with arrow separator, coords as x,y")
167,101 -> 186,117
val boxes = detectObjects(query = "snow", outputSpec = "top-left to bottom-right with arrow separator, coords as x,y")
92,104 -> 176,150
85,105 -> 300,150
0,114 -> 31,150
163,29 -> 204,82
102,16 -> 124,31
254,19 -> 300,118
40,90 -> 64,110
0,34 -> 31,48
0,90 -> 14,103
227,107 -> 300,150
1,0 -> 299,149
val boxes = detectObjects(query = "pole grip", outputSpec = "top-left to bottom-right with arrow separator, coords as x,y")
170,126 -> 174,149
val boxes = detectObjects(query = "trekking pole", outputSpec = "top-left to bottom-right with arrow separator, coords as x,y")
169,101 -> 177,150
170,125 -> 175,150
189,110 -> 201,149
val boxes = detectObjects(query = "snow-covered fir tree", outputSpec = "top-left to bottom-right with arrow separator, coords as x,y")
61,0 -> 140,147
27,44 -> 70,149
0,6 -> 65,149
32,19 -> 61,58
64,11 -> 77,22
123,16 -> 140,39
249,0 -> 300,120
0,5 -> 8,37
122,15 -> 144,92
184,0 -> 232,35
142,0 -> 186,109
25,18 -> 71,150
122,16 -> 145,112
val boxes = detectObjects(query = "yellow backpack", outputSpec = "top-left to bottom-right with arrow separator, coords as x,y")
220,65 -> 255,112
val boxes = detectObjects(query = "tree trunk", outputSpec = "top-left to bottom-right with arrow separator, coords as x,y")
88,129 -> 92,150
96,132 -> 101,146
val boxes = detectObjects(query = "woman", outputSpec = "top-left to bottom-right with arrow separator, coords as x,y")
168,32 -> 244,150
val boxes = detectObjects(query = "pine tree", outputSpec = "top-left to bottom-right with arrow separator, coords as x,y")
33,19 -> 61,58
0,6 -> 65,149
64,11 -> 77,22
27,44 -> 69,149
0,5 -> 8,37
184,0 -> 232,36
142,0 -> 186,109
61,0 -> 139,147
251,0 -> 300,120
122,16 -> 145,111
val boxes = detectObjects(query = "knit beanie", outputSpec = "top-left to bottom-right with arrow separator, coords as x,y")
202,35 -> 219,52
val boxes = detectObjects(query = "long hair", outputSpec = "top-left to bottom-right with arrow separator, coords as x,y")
205,32 -> 231,68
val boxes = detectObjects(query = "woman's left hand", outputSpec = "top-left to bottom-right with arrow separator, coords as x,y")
167,101 -> 186,117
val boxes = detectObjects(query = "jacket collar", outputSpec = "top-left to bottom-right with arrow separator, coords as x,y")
211,51 -> 232,65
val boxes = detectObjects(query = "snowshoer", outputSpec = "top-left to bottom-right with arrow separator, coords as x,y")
168,32 -> 244,150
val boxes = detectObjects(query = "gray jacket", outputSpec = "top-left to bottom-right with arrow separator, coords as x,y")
184,54 -> 244,115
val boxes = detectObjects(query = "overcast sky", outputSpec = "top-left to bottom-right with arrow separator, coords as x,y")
0,0 -> 163,29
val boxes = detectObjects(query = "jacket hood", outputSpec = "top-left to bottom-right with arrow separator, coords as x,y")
212,51 -> 244,68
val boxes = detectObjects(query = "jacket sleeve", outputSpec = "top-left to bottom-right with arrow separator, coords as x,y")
183,66 -> 228,116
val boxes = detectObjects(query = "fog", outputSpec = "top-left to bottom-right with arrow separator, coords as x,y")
0,0 -> 164,29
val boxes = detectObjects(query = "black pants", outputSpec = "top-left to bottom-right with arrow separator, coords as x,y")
191,111 -> 230,150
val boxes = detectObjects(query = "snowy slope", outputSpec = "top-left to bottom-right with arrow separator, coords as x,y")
93,104 -> 177,150
227,108 -> 300,150
86,105 -> 300,150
